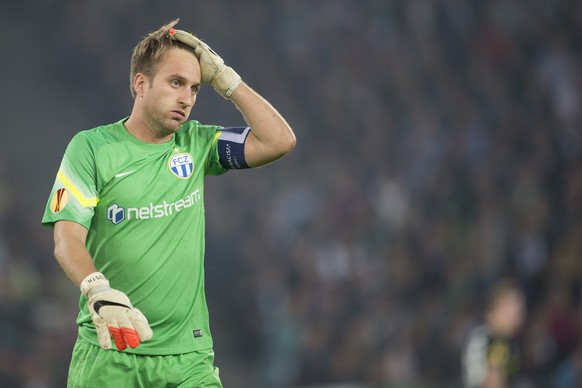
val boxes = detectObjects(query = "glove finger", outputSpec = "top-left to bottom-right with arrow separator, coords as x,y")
93,315 -> 112,350
115,311 -> 141,349
110,311 -> 136,350
171,29 -> 203,50
108,324 -> 128,351
127,308 -> 153,342
99,305 -> 148,349
97,306 -> 129,350
120,327 -> 141,349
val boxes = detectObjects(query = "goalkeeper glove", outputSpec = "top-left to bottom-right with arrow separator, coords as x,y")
169,28 -> 242,99
80,272 -> 153,351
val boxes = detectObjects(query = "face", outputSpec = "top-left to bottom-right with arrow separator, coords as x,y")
135,47 -> 201,137
488,291 -> 525,337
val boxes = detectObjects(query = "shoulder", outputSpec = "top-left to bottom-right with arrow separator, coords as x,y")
67,120 -> 128,152
179,120 -> 221,139
75,121 -> 125,142
464,325 -> 490,353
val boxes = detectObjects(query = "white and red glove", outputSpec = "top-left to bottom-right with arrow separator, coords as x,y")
80,272 -> 153,350
169,28 -> 242,99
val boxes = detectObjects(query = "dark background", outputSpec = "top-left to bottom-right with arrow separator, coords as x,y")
1,1 -> 582,387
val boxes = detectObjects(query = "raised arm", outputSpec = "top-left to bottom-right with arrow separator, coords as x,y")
169,28 -> 296,167
230,83 -> 296,167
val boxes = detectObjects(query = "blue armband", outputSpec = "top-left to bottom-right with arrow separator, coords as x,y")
217,127 -> 251,169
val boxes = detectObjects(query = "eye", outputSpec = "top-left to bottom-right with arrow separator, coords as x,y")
191,86 -> 200,95
170,79 -> 181,88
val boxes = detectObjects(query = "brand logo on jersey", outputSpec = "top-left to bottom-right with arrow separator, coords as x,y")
114,170 -> 136,179
169,153 -> 193,179
106,204 -> 125,224
105,190 -> 201,225
50,188 -> 69,213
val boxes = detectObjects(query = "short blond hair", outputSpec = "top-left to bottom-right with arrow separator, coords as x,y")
129,19 -> 196,98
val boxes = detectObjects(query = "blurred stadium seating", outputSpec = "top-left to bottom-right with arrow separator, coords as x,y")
1,1 -> 581,386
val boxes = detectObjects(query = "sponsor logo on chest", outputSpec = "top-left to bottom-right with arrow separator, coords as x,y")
105,189 -> 202,225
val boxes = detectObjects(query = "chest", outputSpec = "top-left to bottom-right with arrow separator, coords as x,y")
97,146 -> 206,209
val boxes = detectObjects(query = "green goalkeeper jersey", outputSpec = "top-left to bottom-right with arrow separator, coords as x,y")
42,118 -> 228,355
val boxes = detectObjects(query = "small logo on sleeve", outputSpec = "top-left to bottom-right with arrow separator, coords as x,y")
169,153 -> 193,179
50,188 -> 69,213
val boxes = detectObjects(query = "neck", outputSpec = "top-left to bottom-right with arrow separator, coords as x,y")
124,114 -> 174,144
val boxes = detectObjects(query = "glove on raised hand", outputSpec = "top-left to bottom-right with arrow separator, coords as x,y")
169,28 -> 242,99
81,272 -> 153,351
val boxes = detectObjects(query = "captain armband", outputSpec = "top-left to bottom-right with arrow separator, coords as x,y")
217,127 -> 251,169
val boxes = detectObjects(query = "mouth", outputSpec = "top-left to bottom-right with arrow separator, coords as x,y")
171,110 -> 186,119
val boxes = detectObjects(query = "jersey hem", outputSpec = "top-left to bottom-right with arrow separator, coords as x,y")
78,328 -> 214,356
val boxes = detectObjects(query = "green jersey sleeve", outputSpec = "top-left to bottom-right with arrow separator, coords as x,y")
201,125 -> 229,177
41,131 -> 99,229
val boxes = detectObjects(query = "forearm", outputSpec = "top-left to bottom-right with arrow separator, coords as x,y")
230,82 -> 296,167
54,220 -> 98,288
53,220 -> 152,350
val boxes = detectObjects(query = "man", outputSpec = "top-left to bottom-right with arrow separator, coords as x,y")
462,280 -> 526,388
42,19 -> 295,387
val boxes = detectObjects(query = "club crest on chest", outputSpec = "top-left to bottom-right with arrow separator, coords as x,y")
168,153 -> 194,179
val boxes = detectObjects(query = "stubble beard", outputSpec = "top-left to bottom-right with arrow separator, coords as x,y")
144,103 -> 183,140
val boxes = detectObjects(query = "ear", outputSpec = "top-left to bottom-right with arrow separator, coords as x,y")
133,73 -> 147,97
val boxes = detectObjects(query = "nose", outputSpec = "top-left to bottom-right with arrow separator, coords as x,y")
179,89 -> 196,108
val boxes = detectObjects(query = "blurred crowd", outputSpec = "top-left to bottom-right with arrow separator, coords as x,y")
1,0 -> 582,387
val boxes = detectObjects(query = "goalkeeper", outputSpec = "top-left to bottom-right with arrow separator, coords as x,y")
42,19 -> 295,387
